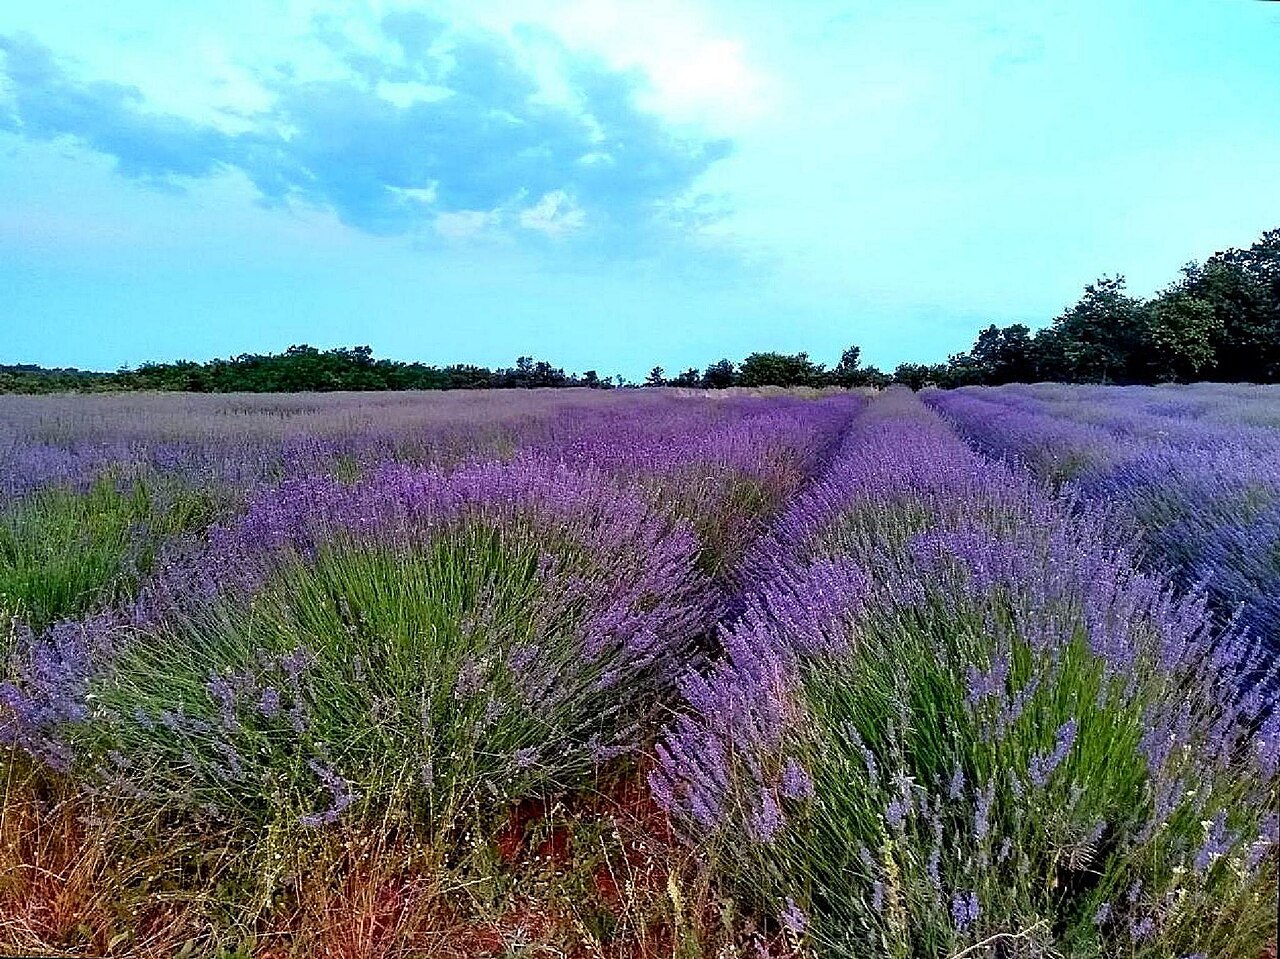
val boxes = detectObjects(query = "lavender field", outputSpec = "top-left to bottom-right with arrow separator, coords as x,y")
0,385 -> 1276,958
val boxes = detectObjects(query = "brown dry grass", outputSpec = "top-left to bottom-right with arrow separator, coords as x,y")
0,757 -> 792,959
0,760 -> 205,957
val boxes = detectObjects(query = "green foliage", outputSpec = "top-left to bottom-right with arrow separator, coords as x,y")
701,494 -> 1276,958
1180,231 -> 1280,381
73,524 -> 657,846
1041,276 -> 1148,383
0,364 -> 117,394
7,224 -> 1279,394
957,324 -> 1037,385
780,597 -> 1273,959
738,352 -> 823,388
1143,293 -> 1222,382
0,476 -> 225,632
698,359 -> 733,388
0,347 -> 587,394
892,362 -> 950,390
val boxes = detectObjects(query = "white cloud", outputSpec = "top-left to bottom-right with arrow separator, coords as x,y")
0,2 -> 302,131
389,183 -> 439,204
0,67 -> 14,115
434,208 -> 502,240
518,189 -> 586,237
376,79 -> 452,108
434,0 -> 776,133
551,0 -> 772,126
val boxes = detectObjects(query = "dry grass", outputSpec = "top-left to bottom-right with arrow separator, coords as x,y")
0,756 -> 792,959
0,759 -> 204,957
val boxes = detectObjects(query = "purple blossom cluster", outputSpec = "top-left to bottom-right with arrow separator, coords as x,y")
0,389 -> 857,507
4,457 -> 717,818
950,890 -> 980,931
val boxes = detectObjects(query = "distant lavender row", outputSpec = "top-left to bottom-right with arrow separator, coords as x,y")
654,390 -> 1277,957
925,383 -> 1280,640
0,388 -> 853,502
0,390 -> 859,645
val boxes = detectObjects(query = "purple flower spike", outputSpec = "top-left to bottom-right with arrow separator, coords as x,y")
780,897 -> 808,937
951,890 -> 980,932
781,758 -> 815,801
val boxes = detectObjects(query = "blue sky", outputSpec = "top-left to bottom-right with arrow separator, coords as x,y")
2,1 -> 1278,377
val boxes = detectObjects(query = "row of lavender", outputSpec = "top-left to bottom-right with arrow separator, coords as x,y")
654,390 -> 1277,957
0,390 -> 860,931
923,383 -> 1280,641
0,388 -> 842,502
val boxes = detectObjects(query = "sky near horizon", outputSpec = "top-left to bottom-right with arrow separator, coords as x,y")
2,2 -> 1279,377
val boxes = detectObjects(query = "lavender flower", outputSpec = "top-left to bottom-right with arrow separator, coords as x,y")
1130,915 -> 1156,943
454,656 -> 484,700
780,897 -> 808,936
781,758 -> 815,801
885,795 -> 910,831
299,759 -> 357,828
950,890 -> 980,932
966,655 -> 1009,706
974,782 -> 995,841
1193,810 -> 1233,873
927,847 -> 942,890
752,790 -> 784,842
1029,718 -> 1078,787
256,686 -> 281,718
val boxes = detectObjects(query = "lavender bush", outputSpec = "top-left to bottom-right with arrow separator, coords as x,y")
12,458 -> 714,844
0,474 -> 227,633
0,388 -> 854,505
654,391 -> 1278,957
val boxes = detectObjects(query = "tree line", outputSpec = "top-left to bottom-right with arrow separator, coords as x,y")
0,345 -> 889,394
4,226 -> 1277,394
896,226 -> 1280,388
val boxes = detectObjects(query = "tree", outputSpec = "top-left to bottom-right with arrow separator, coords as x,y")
528,360 -> 567,387
829,344 -> 890,388
830,345 -> 863,387
8,223 -> 1280,395
892,362 -> 946,390
737,352 -> 821,388
444,364 -> 492,389
701,359 -> 737,389
1036,276 -> 1147,383
1176,235 -> 1280,381
968,324 -> 1036,384
1142,294 -> 1222,382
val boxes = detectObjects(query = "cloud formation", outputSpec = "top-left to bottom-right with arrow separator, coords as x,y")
0,17 -> 731,241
